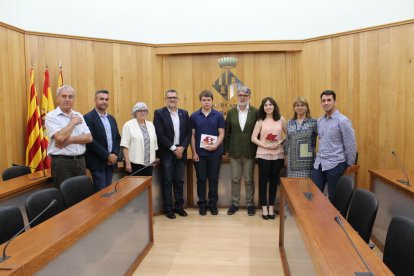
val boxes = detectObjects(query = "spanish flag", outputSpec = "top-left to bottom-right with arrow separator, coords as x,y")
40,68 -> 54,168
25,68 -> 46,172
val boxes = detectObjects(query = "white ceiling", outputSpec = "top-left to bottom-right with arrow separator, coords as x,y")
0,0 -> 413,44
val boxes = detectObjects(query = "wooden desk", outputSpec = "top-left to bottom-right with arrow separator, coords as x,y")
0,170 -> 52,222
0,176 -> 153,275
369,169 -> 414,250
0,169 -> 52,201
279,178 -> 392,275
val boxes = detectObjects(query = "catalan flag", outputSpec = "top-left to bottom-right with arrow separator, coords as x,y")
25,68 -> 47,172
58,62 -> 63,88
40,68 -> 54,168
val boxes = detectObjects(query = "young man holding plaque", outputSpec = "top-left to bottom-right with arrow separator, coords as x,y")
311,90 -> 357,203
190,90 -> 225,216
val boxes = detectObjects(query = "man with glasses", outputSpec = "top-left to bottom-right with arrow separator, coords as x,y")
224,86 -> 258,216
154,89 -> 191,219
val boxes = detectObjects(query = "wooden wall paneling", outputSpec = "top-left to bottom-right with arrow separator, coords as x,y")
149,48 -> 164,112
378,28 -> 396,171
163,55 -> 194,112
403,24 -> 414,174
241,53 -> 255,106
0,27 -> 26,169
112,43 -> 122,123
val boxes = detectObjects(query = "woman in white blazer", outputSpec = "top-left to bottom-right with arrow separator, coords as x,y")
121,102 -> 158,176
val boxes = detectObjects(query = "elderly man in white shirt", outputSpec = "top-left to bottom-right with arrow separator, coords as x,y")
45,85 -> 92,187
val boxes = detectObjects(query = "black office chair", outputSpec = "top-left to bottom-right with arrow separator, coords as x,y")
25,188 -> 66,228
383,216 -> 414,276
59,175 -> 94,207
347,188 -> 379,244
0,206 -> 25,244
332,175 -> 354,218
2,165 -> 32,181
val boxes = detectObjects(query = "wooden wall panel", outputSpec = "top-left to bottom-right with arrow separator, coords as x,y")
0,25 -> 26,170
24,35 -> 162,124
162,52 -> 296,117
300,23 -> 414,187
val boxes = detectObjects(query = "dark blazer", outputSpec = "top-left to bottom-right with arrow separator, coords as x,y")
153,107 -> 191,160
84,109 -> 121,171
224,106 -> 258,159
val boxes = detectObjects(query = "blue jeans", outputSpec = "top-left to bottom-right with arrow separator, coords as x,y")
90,166 -> 114,192
194,155 -> 222,208
311,162 -> 347,202
161,155 -> 186,212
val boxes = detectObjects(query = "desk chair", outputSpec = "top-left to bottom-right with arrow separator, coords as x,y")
59,175 -> 94,207
332,175 -> 354,218
347,188 -> 379,244
25,188 -> 66,228
2,165 -> 31,181
383,216 -> 414,276
0,206 -> 25,244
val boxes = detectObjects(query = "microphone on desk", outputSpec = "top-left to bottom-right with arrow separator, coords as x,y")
303,180 -> 313,201
391,151 -> 410,186
0,199 -> 57,263
101,162 -> 155,198
334,216 -> 374,276
12,163 -> 47,178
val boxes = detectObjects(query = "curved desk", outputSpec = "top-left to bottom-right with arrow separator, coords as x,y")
279,178 -> 392,275
0,176 -> 153,275
369,169 -> 414,250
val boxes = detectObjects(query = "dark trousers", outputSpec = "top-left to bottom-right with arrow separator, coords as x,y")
90,166 -> 114,192
51,157 -> 86,188
257,158 -> 284,206
194,155 -> 222,208
311,162 -> 347,202
161,155 -> 186,212
130,163 -> 153,176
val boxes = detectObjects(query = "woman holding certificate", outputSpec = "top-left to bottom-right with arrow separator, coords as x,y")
284,97 -> 317,178
251,97 -> 286,220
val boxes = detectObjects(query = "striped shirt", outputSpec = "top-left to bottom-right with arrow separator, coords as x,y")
314,110 -> 356,171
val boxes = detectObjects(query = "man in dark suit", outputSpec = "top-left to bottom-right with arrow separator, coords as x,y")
154,89 -> 191,219
84,90 -> 121,192
224,86 -> 258,216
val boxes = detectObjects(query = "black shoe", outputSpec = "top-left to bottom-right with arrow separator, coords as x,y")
199,207 -> 207,216
166,211 -> 176,219
262,214 -> 269,220
268,214 -> 275,219
210,206 -> 218,215
227,205 -> 239,215
247,206 -> 256,216
174,208 -> 188,217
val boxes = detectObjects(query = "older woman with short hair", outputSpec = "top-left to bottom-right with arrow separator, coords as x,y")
121,102 -> 158,176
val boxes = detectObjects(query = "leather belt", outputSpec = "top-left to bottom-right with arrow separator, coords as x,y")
51,154 -> 85,160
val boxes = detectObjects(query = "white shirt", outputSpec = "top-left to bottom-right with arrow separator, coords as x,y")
120,119 -> 158,165
237,104 -> 249,131
169,108 -> 180,147
45,106 -> 91,156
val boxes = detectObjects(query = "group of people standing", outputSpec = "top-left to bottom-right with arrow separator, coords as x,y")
45,84 -> 356,221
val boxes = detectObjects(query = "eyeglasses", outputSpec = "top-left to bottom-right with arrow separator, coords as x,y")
238,94 -> 249,98
166,97 -> 178,100
136,109 -> 148,113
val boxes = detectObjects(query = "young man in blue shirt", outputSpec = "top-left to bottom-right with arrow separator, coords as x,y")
190,90 -> 225,215
312,90 -> 357,202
